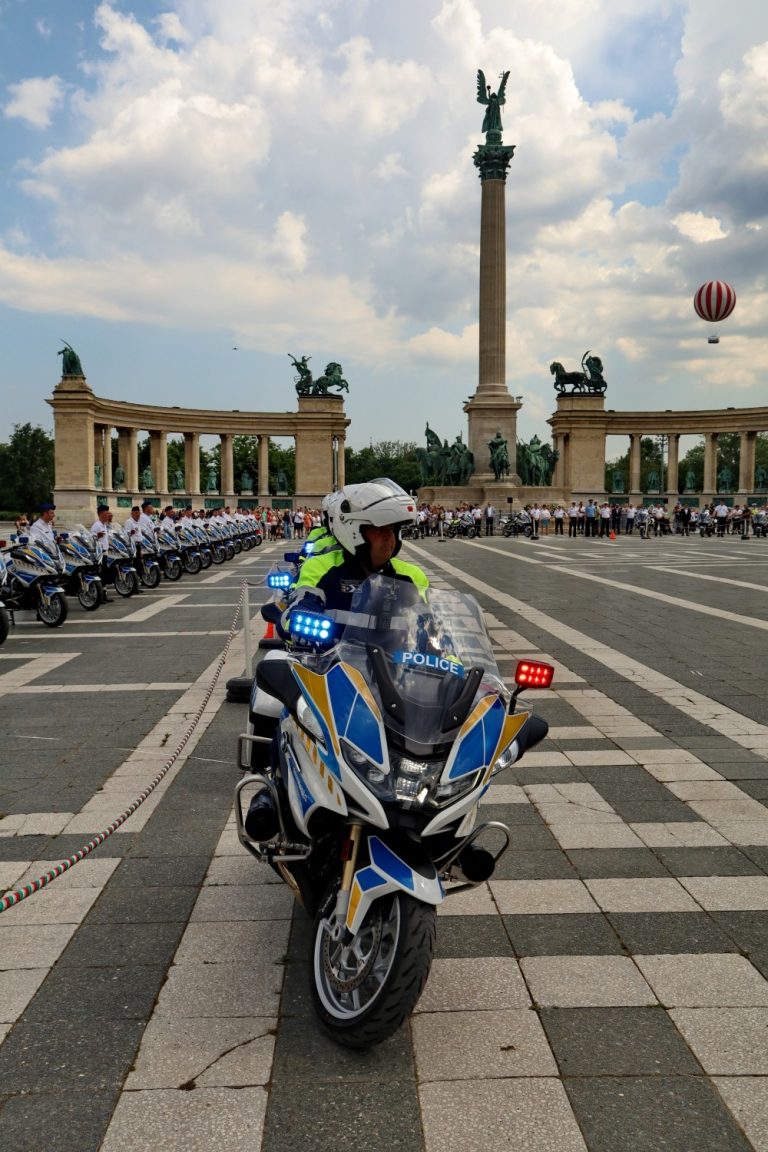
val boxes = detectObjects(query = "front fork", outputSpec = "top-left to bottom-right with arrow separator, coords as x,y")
327,823 -> 363,942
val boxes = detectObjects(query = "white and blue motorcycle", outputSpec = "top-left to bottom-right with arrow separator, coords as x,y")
2,534 -> 68,627
236,575 -> 551,1048
0,552 -> 9,644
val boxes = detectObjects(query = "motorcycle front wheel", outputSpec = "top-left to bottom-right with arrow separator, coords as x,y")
224,543 -> 235,561
114,569 -> 138,597
446,526 -> 457,539
164,558 -> 183,581
0,607 -> 9,645
210,548 -> 225,565
311,884 -> 435,1050
140,563 -> 161,589
37,591 -> 68,628
183,552 -> 202,575
77,580 -> 101,611
200,550 -> 212,569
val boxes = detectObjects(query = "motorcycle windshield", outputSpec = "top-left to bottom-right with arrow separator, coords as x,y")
310,575 -> 507,753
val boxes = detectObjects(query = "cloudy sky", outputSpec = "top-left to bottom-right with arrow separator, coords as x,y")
0,0 -> 765,452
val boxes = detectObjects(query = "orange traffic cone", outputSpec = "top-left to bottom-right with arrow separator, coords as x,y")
609,530 -> 616,540
262,620 -> 275,640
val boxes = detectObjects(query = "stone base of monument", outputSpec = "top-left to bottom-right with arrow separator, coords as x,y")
417,483 -> 570,507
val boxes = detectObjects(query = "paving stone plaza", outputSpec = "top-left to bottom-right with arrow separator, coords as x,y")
2,533 -> 768,1151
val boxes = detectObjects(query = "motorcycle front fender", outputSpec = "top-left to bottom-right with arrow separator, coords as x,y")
40,583 -> 65,600
346,834 -> 443,936
81,572 -> 102,586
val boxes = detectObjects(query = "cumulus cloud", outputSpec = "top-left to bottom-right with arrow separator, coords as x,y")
4,76 -> 65,129
2,0 -> 768,443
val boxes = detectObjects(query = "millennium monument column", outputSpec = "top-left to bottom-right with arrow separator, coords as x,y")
464,70 -> 522,485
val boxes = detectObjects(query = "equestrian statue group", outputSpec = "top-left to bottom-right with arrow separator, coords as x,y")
417,426 -> 475,486
289,354 -> 349,396
550,351 -> 607,395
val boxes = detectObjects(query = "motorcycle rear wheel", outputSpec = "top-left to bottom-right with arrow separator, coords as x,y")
140,564 -> 161,589
114,569 -> 138,597
37,591 -> 68,628
78,582 -> 101,611
311,884 -> 435,1049
164,558 -> 183,581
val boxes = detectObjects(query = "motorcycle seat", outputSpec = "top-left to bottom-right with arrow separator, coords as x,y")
256,659 -> 301,709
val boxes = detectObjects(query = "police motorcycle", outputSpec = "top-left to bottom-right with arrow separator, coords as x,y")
132,525 -> 162,588
155,525 -> 184,581
176,521 -> 203,574
752,510 -> 768,539
235,575 -> 552,1048
57,527 -> 103,610
445,515 -> 476,539
203,519 -> 228,565
698,509 -> 716,537
0,551 -> 10,645
210,517 -> 235,561
98,523 -> 139,597
2,533 -> 69,627
502,510 -> 533,538
190,521 -> 213,569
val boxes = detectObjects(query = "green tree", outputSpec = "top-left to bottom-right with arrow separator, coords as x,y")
269,442 -> 295,494
345,441 -> 420,492
0,423 -> 55,513
605,437 -> 664,493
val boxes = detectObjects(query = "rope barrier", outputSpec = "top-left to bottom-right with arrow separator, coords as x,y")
0,580 -> 250,914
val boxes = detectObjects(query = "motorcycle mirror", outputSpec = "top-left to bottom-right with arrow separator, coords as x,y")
284,552 -> 301,564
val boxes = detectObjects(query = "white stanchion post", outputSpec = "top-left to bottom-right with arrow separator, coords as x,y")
243,582 -> 253,680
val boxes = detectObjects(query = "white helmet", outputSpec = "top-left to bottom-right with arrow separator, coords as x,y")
330,479 -> 417,556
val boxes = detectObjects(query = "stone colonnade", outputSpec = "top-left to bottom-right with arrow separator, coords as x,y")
549,395 -> 768,503
49,375 -> 349,527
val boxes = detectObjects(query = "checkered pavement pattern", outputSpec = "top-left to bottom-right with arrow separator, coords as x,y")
4,565 -> 768,1151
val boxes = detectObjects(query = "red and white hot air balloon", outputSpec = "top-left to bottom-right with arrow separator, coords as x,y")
693,281 -> 736,344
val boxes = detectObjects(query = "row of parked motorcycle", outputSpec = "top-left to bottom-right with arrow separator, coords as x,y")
0,517 -> 263,643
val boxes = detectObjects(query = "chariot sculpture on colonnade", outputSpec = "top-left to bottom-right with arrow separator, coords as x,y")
550,351 -> 607,395
289,354 -> 349,396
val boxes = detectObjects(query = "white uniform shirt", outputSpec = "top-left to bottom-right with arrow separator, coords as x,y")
124,516 -> 143,544
90,519 -> 111,552
28,517 -> 55,543
159,515 -> 177,533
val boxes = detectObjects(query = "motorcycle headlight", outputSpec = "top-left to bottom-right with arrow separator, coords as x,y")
296,698 -> 325,743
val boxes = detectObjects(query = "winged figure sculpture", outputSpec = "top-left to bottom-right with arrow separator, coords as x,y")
476,69 -> 510,138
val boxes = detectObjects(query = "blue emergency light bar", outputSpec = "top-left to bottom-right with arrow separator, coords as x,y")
267,571 -> 293,590
289,609 -> 335,644
303,542 -> 315,555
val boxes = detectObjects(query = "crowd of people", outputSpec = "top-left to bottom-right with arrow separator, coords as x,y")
401,498 -> 768,540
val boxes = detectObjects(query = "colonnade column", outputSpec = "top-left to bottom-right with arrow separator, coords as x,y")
93,427 -> 102,488
258,435 -> 270,499
629,434 -> 642,495
117,427 -> 138,492
703,432 -> 718,495
666,433 -> 680,499
150,431 -> 168,495
220,433 -> 234,498
335,435 -> 346,488
184,432 -> 200,496
103,427 -> 113,491
739,431 -> 757,494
